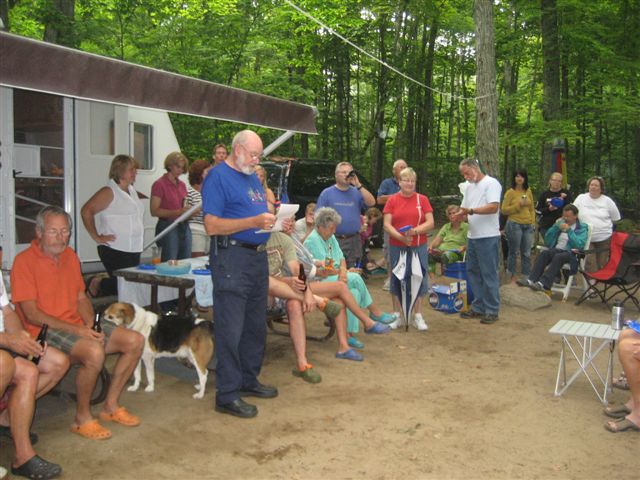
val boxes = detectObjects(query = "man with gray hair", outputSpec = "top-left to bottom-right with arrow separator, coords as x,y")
202,130 -> 277,419
11,206 -> 144,440
316,162 -> 376,269
451,158 -> 502,324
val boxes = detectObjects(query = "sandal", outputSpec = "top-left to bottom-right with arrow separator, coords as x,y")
318,298 -> 342,320
70,419 -> 112,440
604,417 -> 640,433
11,454 -> 62,479
85,276 -> 101,298
613,374 -> 629,391
99,406 -> 140,426
0,424 -> 38,445
603,404 -> 632,419
291,364 -> 322,384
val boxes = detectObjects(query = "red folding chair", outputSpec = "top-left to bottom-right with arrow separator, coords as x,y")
575,232 -> 640,310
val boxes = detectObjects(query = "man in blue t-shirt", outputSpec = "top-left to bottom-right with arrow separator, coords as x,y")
202,130 -> 277,419
316,162 -> 376,268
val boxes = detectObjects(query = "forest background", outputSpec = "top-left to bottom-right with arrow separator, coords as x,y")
3,0 -> 639,220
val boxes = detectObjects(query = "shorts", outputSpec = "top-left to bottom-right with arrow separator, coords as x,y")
46,320 -> 117,355
190,225 -> 210,254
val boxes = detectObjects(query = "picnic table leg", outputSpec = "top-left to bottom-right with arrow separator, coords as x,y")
151,284 -> 160,314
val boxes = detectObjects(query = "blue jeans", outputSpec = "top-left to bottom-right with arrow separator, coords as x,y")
505,220 -> 534,277
156,219 -> 192,261
466,236 -> 500,315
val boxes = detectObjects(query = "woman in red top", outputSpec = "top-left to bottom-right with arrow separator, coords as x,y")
150,151 -> 192,261
383,167 -> 434,331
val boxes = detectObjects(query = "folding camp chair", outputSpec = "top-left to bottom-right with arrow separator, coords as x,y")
575,232 -> 640,310
537,223 -> 592,301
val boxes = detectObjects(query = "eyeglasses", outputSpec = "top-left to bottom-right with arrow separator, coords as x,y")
400,179 -> 416,184
240,144 -> 262,160
44,228 -> 71,237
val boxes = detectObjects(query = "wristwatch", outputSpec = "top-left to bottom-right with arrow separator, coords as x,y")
468,208 -> 474,215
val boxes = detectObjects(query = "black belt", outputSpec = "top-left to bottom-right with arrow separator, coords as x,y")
336,234 -> 357,239
228,239 -> 266,252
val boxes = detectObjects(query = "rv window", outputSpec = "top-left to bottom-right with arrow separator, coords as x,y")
90,103 -> 115,155
130,122 -> 152,170
13,89 -> 63,148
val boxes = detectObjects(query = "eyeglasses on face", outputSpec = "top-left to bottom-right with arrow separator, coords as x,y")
240,144 -> 262,160
44,228 -> 71,237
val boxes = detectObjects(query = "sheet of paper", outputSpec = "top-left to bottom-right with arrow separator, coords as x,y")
256,203 -> 299,233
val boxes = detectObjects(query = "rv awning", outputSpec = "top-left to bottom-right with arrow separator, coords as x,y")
0,31 -> 317,134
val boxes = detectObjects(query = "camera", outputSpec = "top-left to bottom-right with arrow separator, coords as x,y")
346,170 -> 356,178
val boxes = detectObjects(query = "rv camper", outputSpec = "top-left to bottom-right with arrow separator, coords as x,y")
0,31 -> 317,272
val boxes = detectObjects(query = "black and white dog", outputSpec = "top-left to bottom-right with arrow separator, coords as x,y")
103,302 -> 213,399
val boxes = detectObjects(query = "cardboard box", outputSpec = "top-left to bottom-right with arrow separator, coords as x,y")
428,280 -> 468,313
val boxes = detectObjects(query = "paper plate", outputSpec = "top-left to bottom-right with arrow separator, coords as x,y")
155,262 -> 191,276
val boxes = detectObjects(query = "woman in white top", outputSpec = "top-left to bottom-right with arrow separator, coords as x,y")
573,176 -> 621,271
81,155 -> 145,296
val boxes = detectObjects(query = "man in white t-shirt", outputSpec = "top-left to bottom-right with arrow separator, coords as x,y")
452,158 -> 502,324
0,275 -> 68,478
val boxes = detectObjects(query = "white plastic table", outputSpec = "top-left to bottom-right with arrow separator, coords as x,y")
548,320 -> 620,404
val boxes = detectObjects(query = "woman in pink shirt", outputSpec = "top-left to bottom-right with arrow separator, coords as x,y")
150,152 -> 191,261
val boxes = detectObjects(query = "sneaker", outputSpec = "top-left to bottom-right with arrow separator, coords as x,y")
480,314 -> 499,324
516,278 -> 532,287
335,348 -> 364,361
460,310 -> 484,319
347,336 -> 364,349
382,278 -> 391,291
530,281 -> 545,292
364,322 -> 391,334
292,365 -> 322,384
412,313 -> 428,331
388,314 -> 402,330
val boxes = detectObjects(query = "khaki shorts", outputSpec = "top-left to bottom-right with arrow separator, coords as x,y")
191,227 -> 210,254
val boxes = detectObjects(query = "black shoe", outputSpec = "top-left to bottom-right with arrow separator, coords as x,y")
0,425 -> 38,445
480,314 -> 499,324
215,398 -> 258,418
239,383 -> 278,399
460,310 -> 484,319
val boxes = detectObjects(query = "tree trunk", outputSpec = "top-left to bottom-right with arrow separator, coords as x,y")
473,0 -> 499,177
42,0 -> 76,47
541,0 -> 560,178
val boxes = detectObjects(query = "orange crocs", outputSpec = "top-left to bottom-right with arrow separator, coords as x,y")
70,419 -> 112,440
99,407 -> 140,427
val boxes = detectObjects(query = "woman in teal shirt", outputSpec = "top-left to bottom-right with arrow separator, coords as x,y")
304,207 -> 394,349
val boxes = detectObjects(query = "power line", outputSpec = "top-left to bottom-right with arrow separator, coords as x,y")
282,0 -> 493,102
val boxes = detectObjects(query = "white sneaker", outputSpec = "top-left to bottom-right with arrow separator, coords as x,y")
382,278 -> 391,291
412,313 -> 428,331
388,312 -> 402,329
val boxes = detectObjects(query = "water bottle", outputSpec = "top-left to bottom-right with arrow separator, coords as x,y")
611,301 -> 624,330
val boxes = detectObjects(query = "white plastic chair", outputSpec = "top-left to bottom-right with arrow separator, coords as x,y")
537,223 -> 592,301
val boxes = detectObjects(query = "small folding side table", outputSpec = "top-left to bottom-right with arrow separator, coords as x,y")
548,319 -> 620,404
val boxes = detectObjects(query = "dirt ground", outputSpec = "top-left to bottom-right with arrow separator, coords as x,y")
1,258 -> 638,479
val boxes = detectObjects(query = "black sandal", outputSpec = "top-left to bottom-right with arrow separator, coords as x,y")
0,425 -> 38,445
11,455 -> 61,480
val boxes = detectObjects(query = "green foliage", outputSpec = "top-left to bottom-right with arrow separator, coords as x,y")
5,0 -> 639,218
